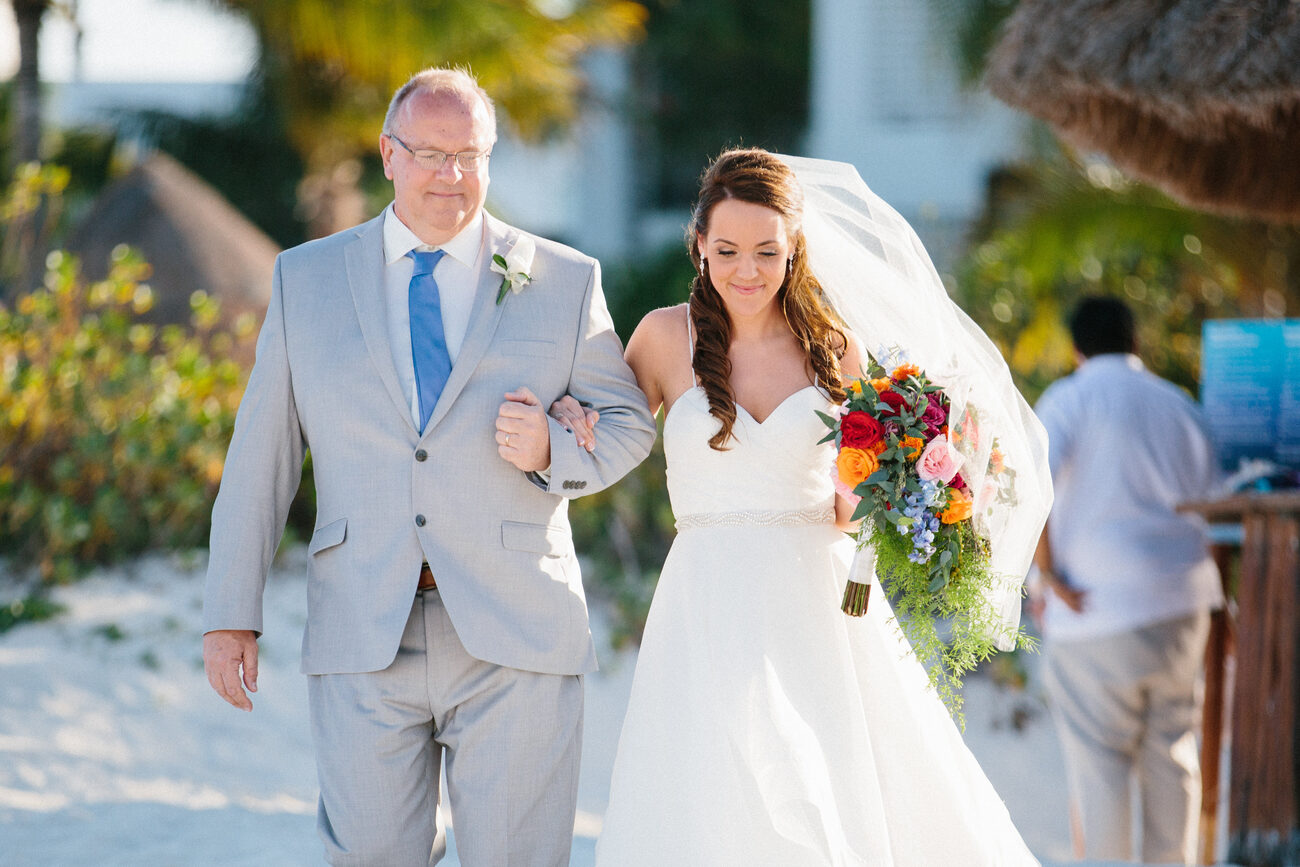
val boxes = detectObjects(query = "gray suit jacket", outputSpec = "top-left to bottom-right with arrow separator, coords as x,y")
202,211 -> 655,676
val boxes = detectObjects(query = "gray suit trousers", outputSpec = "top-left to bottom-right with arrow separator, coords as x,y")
309,590 -> 583,866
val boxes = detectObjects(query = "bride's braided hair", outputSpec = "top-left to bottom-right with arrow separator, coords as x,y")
687,148 -> 847,450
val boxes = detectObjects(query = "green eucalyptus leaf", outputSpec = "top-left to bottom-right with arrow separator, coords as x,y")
851,498 -> 872,522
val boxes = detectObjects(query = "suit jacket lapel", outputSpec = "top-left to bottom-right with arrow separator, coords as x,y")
344,215 -> 419,434
424,213 -> 514,434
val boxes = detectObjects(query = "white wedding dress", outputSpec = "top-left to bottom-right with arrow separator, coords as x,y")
594,383 -> 1039,866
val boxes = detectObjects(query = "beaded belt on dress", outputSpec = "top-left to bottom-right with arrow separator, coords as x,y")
675,501 -> 835,531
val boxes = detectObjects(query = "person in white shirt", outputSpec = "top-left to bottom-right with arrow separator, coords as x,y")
1032,295 -> 1223,865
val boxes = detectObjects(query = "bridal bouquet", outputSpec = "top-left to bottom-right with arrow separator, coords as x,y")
818,350 -> 1026,715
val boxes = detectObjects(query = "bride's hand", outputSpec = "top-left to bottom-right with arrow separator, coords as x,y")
549,395 -> 599,452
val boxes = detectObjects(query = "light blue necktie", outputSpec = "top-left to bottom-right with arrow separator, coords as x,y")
408,249 -> 451,431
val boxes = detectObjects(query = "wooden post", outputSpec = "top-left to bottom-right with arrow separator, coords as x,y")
1198,544 -> 1234,865
1181,492 -> 1300,866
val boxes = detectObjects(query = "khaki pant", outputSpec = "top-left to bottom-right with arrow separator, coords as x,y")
1044,611 -> 1210,865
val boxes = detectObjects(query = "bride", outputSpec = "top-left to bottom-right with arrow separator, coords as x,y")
555,148 -> 1048,865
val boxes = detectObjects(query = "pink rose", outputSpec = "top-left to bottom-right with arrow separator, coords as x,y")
916,435 -> 965,484
957,410 -> 981,451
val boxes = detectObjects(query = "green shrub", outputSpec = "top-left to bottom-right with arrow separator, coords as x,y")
0,242 -> 254,582
0,595 -> 65,634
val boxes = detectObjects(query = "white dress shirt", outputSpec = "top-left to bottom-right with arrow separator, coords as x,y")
382,204 -> 485,431
1034,353 -> 1224,642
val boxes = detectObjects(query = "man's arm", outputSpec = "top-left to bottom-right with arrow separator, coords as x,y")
500,259 -> 655,495
202,256 -> 306,709
1031,519 -> 1087,618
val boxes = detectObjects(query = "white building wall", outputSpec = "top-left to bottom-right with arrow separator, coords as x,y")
488,49 -> 636,261
807,0 -> 1026,224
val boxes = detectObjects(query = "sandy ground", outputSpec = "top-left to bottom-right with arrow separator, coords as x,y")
0,550 -> 1214,866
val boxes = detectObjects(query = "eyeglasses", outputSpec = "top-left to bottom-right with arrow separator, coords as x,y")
387,133 -> 490,172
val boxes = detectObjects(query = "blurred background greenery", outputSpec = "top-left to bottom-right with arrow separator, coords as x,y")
1,0 -> 1297,641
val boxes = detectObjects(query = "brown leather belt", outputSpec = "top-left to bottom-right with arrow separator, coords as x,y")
417,562 -> 437,592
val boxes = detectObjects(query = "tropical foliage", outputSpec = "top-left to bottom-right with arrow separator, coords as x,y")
207,0 -> 648,236
952,151 -> 1300,402
0,169 -> 256,582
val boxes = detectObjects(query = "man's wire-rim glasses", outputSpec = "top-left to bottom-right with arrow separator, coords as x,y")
387,133 -> 490,172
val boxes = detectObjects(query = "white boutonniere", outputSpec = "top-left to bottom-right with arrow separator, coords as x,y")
491,236 -> 535,304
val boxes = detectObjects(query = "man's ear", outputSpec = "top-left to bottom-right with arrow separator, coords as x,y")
379,134 -> 396,181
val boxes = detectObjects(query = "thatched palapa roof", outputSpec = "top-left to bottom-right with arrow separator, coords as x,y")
67,152 -> 280,333
985,0 -> 1300,222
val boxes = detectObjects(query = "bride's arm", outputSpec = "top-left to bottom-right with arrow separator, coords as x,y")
623,310 -> 671,418
834,329 -> 868,532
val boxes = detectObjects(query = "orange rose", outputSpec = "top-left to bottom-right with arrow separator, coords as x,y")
901,436 -> 924,460
940,487 -> 973,524
836,447 -> 879,489
869,377 -> 891,394
869,441 -> 887,457
849,380 -> 865,394
989,448 -> 1005,474
891,363 -> 921,382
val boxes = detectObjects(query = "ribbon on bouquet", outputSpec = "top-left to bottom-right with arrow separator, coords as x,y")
841,545 -> 876,616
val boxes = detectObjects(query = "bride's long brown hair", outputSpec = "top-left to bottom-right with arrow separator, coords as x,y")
687,148 -> 847,450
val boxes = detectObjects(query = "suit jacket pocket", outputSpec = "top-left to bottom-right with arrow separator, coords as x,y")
308,517 -> 347,555
498,338 -> 558,358
501,521 -> 572,558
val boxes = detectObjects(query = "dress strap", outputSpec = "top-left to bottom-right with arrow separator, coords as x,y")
685,306 -> 700,387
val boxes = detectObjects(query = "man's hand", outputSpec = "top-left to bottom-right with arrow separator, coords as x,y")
204,629 -> 259,711
496,387 -> 552,472
1044,569 -> 1088,614
1026,587 -> 1046,630
549,395 -> 598,453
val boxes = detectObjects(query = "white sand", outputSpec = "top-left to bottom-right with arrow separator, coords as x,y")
0,550 -> 1172,866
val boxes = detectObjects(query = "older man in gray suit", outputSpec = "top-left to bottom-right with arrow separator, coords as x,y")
201,67 -> 655,865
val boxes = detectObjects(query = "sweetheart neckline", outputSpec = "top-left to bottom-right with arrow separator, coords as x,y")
663,384 -> 824,431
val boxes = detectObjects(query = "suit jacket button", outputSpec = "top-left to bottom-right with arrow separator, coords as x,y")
415,514 -> 426,527
578,481 -> 587,489
415,449 -> 428,462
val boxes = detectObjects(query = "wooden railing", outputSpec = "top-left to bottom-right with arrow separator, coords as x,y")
1181,492 -> 1300,866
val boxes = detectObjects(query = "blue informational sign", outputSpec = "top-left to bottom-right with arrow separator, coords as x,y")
1281,321 -> 1300,467
1201,319 -> 1300,469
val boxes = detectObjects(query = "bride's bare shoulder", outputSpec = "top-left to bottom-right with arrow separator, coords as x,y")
628,304 -> 694,409
629,304 -> 690,359
633,303 -> 690,340
838,328 -> 868,380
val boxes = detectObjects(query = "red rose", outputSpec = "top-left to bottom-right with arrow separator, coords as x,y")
840,410 -> 884,449
878,390 -> 910,418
